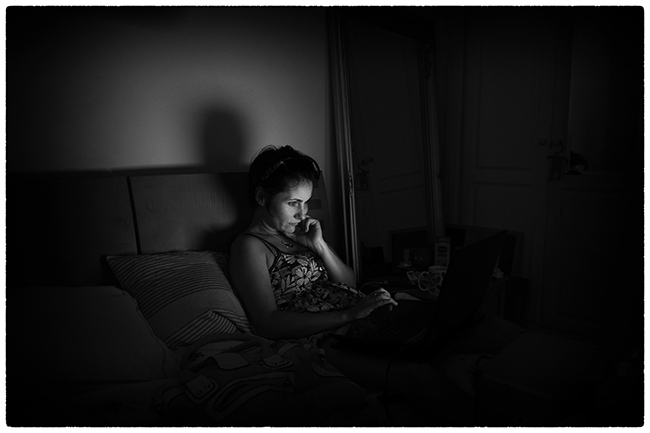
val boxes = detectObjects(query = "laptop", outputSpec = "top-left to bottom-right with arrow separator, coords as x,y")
333,230 -> 508,359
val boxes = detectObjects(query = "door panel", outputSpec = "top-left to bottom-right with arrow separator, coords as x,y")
346,18 -> 427,270
473,183 -> 535,231
462,7 -> 642,339
542,176 -> 643,338
476,22 -> 546,171
461,8 -> 572,322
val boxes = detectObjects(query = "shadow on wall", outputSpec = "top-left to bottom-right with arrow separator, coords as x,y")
199,106 -> 250,173
196,105 -> 253,252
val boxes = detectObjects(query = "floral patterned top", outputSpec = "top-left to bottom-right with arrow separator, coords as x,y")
241,233 -> 365,314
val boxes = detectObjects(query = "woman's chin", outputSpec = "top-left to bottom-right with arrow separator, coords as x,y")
284,225 -> 299,235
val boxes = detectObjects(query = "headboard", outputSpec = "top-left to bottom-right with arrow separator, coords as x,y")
129,173 -> 252,255
7,170 -> 331,288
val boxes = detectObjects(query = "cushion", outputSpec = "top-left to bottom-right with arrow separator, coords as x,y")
106,251 -> 252,349
8,286 -> 180,382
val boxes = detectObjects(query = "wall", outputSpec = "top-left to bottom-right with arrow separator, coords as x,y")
8,7 -> 331,175
8,6 -> 345,253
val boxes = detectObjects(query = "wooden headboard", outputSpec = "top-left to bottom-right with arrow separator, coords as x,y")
129,173 -> 252,255
7,170 -> 331,287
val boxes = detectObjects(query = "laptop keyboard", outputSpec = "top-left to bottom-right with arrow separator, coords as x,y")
361,301 -> 435,343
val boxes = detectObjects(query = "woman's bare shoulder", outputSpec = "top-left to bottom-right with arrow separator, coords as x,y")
231,233 -> 273,265
229,234 -> 275,290
232,233 -> 265,252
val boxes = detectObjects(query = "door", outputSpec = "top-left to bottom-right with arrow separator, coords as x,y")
542,176 -> 643,338
540,7 -> 644,339
461,7 -> 573,325
345,18 -> 429,277
461,7 -> 643,338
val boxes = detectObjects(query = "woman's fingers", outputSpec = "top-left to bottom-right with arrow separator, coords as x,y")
370,288 -> 398,307
351,289 -> 399,320
289,217 -> 319,237
300,217 -> 321,234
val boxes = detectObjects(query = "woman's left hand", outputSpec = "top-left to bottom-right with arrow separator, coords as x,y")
285,217 -> 324,251
348,288 -> 398,320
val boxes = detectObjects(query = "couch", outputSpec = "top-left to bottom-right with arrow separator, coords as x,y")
7,169 -> 366,427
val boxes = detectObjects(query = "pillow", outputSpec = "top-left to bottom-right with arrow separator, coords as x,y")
8,286 -> 180,382
106,251 -> 252,349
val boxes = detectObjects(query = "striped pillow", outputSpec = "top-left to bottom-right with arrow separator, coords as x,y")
106,251 -> 252,349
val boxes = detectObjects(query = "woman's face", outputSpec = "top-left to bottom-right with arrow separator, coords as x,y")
262,179 -> 313,234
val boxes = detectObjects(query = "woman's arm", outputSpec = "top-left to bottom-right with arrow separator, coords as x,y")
229,235 -> 394,340
287,217 -> 356,287
312,240 -> 357,287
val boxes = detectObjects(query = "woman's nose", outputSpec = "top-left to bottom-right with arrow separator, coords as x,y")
296,206 -> 306,220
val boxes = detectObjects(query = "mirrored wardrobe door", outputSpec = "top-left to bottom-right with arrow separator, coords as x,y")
330,11 -> 441,282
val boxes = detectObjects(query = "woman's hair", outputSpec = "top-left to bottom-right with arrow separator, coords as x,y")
249,145 -> 321,205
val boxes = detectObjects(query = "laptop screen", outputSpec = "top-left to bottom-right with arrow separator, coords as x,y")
431,230 -> 507,333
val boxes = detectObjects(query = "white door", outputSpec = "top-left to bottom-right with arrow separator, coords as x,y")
461,7 -> 643,337
346,18 -> 429,274
461,7 -> 573,325
540,8 -> 644,338
542,176 -> 642,337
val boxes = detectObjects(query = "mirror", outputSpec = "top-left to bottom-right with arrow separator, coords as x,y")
329,10 -> 443,282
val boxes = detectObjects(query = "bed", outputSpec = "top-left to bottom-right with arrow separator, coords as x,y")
6,170 -> 365,426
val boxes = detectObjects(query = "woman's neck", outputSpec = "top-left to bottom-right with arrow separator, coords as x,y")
247,212 -> 282,236
246,213 -> 299,251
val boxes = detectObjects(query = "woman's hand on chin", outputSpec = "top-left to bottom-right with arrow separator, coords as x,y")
285,217 -> 325,252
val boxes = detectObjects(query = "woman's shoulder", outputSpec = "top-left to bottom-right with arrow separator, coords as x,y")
230,232 -> 277,271
232,232 -> 276,255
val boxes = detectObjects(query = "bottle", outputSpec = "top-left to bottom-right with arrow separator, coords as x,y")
434,237 -> 451,266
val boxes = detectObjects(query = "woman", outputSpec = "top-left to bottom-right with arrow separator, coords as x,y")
229,146 -> 488,425
229,145 -> 397,341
